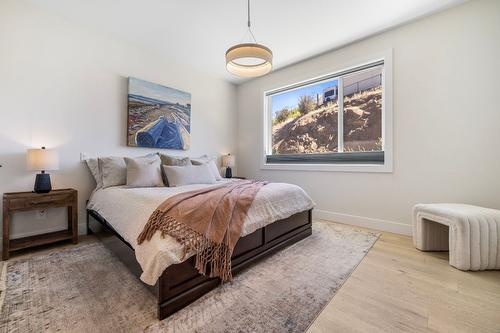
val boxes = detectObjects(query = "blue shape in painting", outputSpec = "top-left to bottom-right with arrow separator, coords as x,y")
127,77 -> 191,150
136,117 -> 184,149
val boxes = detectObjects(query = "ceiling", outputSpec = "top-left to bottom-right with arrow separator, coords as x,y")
27,0 -> 466,84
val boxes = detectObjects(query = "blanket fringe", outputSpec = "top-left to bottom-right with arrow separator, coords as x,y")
137,210 -> 233,282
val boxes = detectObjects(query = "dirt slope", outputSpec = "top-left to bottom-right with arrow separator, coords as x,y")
272,87 -> 382,154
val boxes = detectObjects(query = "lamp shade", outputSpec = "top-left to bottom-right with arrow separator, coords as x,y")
221,154 -> 235,168
226,43 -> 273,77
27,147 -> 59,171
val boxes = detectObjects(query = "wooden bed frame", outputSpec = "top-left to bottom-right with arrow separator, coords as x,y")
87,208 -> 312,320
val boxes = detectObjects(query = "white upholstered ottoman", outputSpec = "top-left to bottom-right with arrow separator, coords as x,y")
413,203 -> 500,271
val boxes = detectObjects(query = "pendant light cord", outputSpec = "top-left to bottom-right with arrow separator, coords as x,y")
242,0 -> 257,43
247,0 -> 251,28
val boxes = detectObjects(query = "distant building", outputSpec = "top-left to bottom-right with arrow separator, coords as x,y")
323,86 -> 338,103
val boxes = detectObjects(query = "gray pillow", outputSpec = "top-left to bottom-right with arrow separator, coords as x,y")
98,156 -> 127,189
98,153 -> 158,189
163,164 -> 217,187
85,158 -> 103,189
125,155 -> 164,187
159,154 -> 192,166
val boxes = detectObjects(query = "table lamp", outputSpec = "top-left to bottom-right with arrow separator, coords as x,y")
222,154 -> 235,178
27,147 -> 59,193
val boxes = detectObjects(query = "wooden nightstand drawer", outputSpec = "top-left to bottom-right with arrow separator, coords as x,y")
7,198 -> 30,210
27,193 -> 74,207
5,190 -> 76,211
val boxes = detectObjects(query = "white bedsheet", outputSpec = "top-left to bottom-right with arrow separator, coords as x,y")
87,180 -> 314,285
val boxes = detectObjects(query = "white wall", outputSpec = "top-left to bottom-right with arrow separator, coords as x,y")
0,1 -> 237,239
236,0 -> 500,234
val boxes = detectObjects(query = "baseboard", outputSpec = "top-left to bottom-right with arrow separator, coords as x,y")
313,209 -> 412,235
11,223 -> 88,239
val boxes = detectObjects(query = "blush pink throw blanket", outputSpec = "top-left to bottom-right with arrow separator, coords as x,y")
137,180 -> 268,281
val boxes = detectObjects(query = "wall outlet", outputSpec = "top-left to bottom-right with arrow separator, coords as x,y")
36,209 -> 47,220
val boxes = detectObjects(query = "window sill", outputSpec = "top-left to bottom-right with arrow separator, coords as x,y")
260,162 -> 393,173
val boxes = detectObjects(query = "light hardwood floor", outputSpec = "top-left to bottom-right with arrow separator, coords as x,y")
3,221 -> 499,332
308,220 -> 500,333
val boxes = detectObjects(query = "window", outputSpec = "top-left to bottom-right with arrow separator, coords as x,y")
263,56 -> 392,172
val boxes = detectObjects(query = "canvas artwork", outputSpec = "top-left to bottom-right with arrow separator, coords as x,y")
127,77 -> 191,150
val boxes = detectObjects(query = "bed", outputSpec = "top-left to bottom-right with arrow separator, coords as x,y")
86,180 -> 314,320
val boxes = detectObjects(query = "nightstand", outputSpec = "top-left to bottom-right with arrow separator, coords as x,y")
2,189 -> 78,260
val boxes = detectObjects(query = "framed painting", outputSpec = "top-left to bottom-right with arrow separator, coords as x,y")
127,77 -> 191,150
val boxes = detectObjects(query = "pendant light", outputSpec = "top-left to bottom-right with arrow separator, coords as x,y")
225,0 -> 273,77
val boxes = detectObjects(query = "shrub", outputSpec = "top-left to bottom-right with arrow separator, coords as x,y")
288,109 -> 301,119
297,95 -> 316,115
273,108 -> 302,125
274,108 -> 291,124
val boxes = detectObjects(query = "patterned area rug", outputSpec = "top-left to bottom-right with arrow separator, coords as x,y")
0,221 -> 378,333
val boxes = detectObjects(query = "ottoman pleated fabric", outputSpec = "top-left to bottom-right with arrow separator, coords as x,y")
413,203 -> 500,271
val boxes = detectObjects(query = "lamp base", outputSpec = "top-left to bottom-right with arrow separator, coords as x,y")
34,173 -> 52,193
225,167 -> 232,178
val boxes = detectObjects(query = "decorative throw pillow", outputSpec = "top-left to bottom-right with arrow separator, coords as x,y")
98,156 -> 127,189
191,156 -> 222,181
190,154 -> 210,165
159,154 -> 192,186
163,164 -> 217,187
85,158 -> 103,189
207,160 -> 223,181
125,155 -> 164,187
159,154 -> 192,166
98,153 -> 158,189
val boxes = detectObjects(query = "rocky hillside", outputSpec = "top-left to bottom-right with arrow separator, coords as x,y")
272,87 -> 382,154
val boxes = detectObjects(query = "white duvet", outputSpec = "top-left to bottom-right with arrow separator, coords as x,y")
87,180 -> 314,285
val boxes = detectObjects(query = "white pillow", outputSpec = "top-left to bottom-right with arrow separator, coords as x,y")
125,155 -> 164,187
207,160 -> 223,181
163,164 -> 217,187
85,158 -> 102,189
159,154 -> 192,186
191,156 -> 222,181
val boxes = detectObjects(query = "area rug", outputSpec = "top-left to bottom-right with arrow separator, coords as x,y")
0,221 -> 379,333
